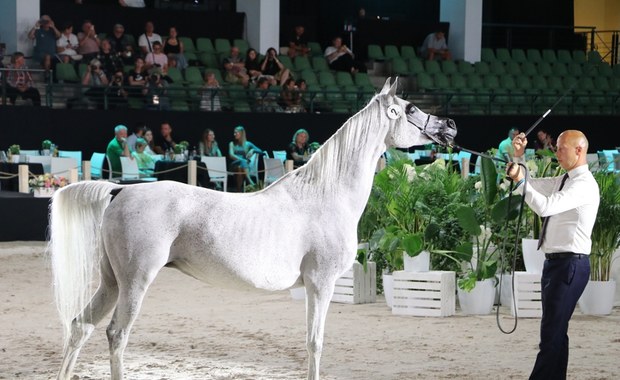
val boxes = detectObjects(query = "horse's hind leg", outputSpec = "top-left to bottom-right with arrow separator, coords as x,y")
106,268 -> 160,380
58,261 -> 119,380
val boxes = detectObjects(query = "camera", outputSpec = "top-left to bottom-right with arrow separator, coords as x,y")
90,64 -> 98,71
150,74 -> 160,81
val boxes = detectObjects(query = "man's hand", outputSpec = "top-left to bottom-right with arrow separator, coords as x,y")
512,132 -> 527,157
506,162 -> 523,182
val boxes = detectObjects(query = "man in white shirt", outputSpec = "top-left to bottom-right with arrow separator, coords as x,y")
138,21 -> 162,55
507,130 -> 599,380
420,30 -> 452,61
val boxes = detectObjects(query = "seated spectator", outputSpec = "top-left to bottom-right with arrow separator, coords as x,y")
228,125 -> 262,190
199,71 -> 222,111
535,129 -> 556,152
82,58 -> 108,108
287,128 -> 311,168
420,30 -> 452,61
260,47 -> 291,86
5,52 -> 41,106
56,23 -> 81,63
142,68 -> 169,110
324,36 -> 366,73
96,39 -> 123,76
497,127 -> 519,163
138,21 -> 162,56
254,77 -> 280,112
27,15 -> 61,72
144,41 -> 168,74
280,78 -> 303,113
163,27 -> 188,70
119,0 -> 146,7
107,69 -> 129,109
107,24 -> 134,65
153,121 -> 176,155
288,25 -> 310,58
143,128 -> 156,155
199,128 -> 222,157
296,78 -> 308,112
127,57 -> 147,96
131,137 -> 155,175
77,20 -> 101,62
106,124 -> 131,176
126,123 -> 147,151
244,48 -> 262,84
223,46 -> 249,86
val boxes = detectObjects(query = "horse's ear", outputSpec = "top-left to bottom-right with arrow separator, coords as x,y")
388,77 -> 398,96
380,78 -> 392,94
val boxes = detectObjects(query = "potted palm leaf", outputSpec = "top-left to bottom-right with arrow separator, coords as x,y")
578,172 -> 620,315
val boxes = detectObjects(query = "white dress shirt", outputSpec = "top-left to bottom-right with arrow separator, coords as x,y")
516,162 -> 599,254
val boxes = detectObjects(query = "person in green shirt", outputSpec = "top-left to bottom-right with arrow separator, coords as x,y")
131,137 -> 155,176
106,124 -> 131,177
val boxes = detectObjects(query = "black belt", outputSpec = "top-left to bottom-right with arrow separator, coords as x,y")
545,252 -> 587,260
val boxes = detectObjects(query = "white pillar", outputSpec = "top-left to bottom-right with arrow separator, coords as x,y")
236,0 -> 280,55
0,0 -> 40,57
440,0 -> 483,63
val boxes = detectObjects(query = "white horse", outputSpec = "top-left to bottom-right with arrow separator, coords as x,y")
49,78 -> 456,380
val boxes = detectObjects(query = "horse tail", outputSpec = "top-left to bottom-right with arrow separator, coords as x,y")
48,181 -> 121,349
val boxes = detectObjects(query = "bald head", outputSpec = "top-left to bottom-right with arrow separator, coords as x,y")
556,130 -> 588,171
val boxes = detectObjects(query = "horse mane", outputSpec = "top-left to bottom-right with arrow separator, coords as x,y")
283,92 -> 389,193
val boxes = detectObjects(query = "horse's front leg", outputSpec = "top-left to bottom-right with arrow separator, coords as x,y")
303,272 -> 337,380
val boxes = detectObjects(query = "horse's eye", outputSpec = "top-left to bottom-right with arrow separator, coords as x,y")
406,103 -> 416,113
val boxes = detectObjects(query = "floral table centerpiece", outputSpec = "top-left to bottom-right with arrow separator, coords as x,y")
29,173 -> 69,197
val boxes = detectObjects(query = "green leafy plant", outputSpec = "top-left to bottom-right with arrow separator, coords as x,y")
449,157 -> 523,291
590,172 -> 620,281
8,144 -> 20,155
41,140 -> 53,150
174,141 -> 190,154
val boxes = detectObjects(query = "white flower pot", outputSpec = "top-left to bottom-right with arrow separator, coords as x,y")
578,280 -> 616,315
498,272 -> 513,306
457,278 -> 496,315
522,238 -> 546,274
382,273 -> 394,308
289,287 -> 306,301
403,250 -> 430,272
42,149 -> 51,156
33,188 -> 55,198
11,154 -> 20,163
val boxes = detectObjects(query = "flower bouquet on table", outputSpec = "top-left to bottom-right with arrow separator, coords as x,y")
29,173 -> 69,197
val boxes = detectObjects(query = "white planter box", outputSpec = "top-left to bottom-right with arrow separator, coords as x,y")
383,273 -> 394,308
331,261 -> 377,304
403,250 -> 430,272
391,270 -> 456,317
522,238 -> 546,274
457,278 -> 496,315
579,280 -> 616,315
509,272 -> 542,318
33,188 -> 55,198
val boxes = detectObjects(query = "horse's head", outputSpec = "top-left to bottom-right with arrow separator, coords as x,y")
378,78 -> 457,149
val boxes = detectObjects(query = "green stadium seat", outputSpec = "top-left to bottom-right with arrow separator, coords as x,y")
594,76 -> 611,92
457,61 -> 475,75
408,58 -> 425,75
354,72 -> 372,87
171,99 -> 190,111
318,71 -> 336,86
557,50 -> 573,64
307,42 -> 322,56
336,71 -> 354,86
612,65 -> 620,77
324,84 -> 343,101
496,48 -> 511,62
597,63 -> 613,77
300,69 -> 319,85
474,61 -> 490,75
367,44 -> 385,61
196,37 -> 214,53
400,45 -> 417,60
433,73 -> 450,90
552,62 -> 568,77
521,62 -> 537,76
199,52 -> 219,68
567,63 -> 583,76
441,60 -> 458,75
587,50 -> 603,64
233,100 -> 251,112
425,60 -> 441,75
481,48 -> 496,62
572,50 -> 586,64
185,67 -> 204,85
542,49 -> 557,63
179,37 -> 196,53
214,38 -> 231,55
526,49 -> 542,63
55,63 -> 80,83
311,56 -> 330,72
384,45 -> 400,60
167,67 -> 184,84
511,49 -> 527,63
78,63 -> 88,80
490,61 -> 506,76
391,58 -> 409,76
294,56 -> 312,72
233,39 -> 249,55
537,62 -> 553,76
416,73 -> 434,91
506,61 -> 522,76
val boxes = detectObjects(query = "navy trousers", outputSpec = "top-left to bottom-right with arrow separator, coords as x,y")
529,256 -> 590,380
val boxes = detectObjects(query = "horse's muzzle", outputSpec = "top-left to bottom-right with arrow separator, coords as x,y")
428,117 -> 457,147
